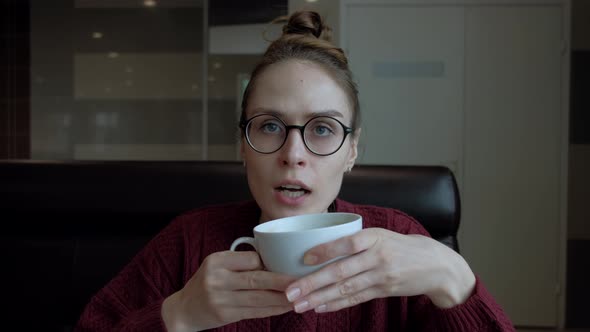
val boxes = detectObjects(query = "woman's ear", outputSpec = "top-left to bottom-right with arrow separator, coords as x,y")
345,128 -> 361,172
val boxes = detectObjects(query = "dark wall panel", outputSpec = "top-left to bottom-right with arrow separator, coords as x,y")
567,239 -> 590,328
210,0 -> 287,26
570,50 -> 590,144
0,0 -> 30,159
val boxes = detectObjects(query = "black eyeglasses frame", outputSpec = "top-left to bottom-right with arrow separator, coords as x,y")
239,114 -> 354,156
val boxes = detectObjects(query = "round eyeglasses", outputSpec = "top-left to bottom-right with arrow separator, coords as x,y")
240,114 -> 354,156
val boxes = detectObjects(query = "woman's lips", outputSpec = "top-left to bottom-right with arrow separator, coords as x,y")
273,186 -> 310,206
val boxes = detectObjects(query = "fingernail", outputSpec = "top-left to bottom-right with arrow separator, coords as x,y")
286,288 -> 301,302
315,304 -> 327,313
294,300 -> 309,313
304,254 -> 318,265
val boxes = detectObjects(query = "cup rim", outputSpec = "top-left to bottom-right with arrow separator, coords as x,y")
253,212 -> 362,235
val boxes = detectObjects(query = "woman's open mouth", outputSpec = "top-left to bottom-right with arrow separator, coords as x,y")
276,185 -> 311,198
273,182 -> 312,206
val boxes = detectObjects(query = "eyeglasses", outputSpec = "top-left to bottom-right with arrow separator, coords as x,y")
240,114 -> 354,156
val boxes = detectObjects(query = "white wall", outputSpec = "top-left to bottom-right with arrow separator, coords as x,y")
339,0 -> 567,327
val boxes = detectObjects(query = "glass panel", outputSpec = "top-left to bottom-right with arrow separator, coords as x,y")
30,0 -> 205,160
28,0 -> 287,160
207,2 -> 285,161
206,54 -> 260,160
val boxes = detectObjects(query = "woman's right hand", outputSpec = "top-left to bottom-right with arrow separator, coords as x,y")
161,250 -> 295,332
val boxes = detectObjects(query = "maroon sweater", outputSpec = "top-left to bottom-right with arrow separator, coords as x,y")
75,199 -> 515,331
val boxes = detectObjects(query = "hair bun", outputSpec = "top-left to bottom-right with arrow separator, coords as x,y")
281,11 -> 332,42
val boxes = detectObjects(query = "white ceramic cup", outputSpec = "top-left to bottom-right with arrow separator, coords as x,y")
230,212 -> 362,277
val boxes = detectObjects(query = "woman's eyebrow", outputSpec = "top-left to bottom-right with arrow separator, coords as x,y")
250,108 -> 283,117
309,110 -> 344,118
249,108 -> 345,119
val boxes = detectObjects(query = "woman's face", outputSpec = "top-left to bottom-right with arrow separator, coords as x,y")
242,60 -> 358,222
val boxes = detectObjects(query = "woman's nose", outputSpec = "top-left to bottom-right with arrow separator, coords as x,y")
279,128 -> 308,167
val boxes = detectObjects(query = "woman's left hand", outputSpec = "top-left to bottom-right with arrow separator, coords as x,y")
284,228 -> 476,314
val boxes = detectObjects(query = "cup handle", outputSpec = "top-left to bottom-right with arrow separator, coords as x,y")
230,237 -> 257,251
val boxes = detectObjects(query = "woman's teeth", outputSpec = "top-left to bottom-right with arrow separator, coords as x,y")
280,189 -> 306,198
277,185 -> 309,198
282,185 -> 303,190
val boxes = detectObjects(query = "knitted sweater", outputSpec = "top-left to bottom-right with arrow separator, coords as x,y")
75,199 -> 515,331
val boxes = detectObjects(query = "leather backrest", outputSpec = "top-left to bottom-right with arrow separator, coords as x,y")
0,160 -> 460,329
0,160 -> 460,239
339,165 -> 461,250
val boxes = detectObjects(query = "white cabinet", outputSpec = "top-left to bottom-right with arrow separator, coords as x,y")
463,6 -> 564,326
342,0 -> 567,327
346,6 -> 465,185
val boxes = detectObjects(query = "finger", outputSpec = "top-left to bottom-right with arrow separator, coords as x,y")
212,251 -> 264,272
228,270 -> 297,291
232,290 -> 292,307
291,271 -> 376,313
303,228 -> 379,266
220,290 -> 291,307
227,305 -> 293,321
286,250 -> 375,302
313,287 -> 382,313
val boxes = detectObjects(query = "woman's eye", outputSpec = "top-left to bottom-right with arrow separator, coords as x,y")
261,122 -> 281,133
313,125 -> 333,136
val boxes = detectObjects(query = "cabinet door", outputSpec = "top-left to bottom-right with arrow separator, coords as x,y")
345,5 -> 465,189
463,5 -> 563,327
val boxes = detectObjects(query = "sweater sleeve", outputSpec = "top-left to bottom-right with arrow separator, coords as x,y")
407,277 -> 516,332
389,210 -> 516,332
74,215 -> 190,332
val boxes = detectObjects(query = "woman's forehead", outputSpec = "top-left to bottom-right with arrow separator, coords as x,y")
246,61 -> 353,121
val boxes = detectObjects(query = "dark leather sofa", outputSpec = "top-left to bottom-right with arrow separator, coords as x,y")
0,160 -> 460,331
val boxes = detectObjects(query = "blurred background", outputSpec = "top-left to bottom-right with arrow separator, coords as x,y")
1,0 -> 588,330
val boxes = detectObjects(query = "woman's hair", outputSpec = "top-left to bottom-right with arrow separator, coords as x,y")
240,10 -> 361,134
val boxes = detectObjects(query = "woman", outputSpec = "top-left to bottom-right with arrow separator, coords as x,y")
76,11 -> 515,332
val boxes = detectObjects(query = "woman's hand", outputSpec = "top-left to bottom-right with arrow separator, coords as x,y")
284,228 -> 476,314
162,251 -> 296,332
